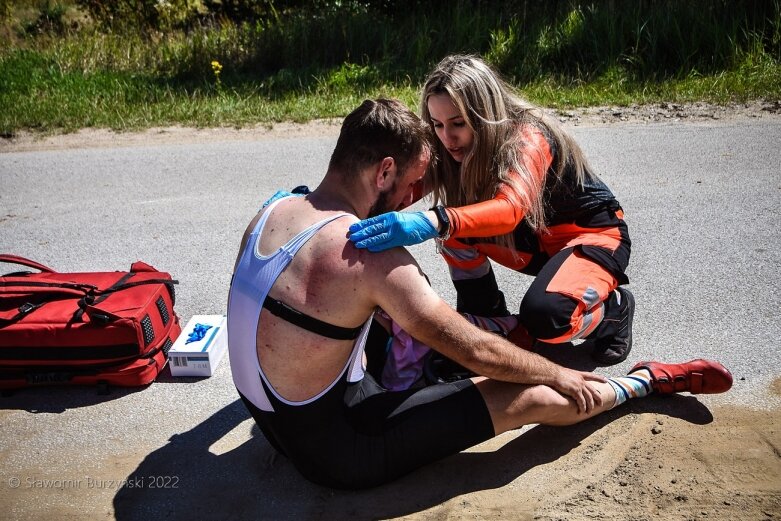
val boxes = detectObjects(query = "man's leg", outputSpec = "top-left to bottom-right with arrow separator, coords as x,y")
476,359 -> 733,435
475,378 -> 617,435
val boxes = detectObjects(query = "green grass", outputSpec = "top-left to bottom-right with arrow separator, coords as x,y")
0,45 -> 421,133
1,0 -> 779,136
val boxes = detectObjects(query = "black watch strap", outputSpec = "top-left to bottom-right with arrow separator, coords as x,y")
432,205 -> 450,237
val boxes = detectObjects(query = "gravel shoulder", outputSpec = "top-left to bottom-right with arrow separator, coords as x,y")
2,100 -> 780,154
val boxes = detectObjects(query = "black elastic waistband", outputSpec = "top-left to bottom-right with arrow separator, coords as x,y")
262,295 -> 362,340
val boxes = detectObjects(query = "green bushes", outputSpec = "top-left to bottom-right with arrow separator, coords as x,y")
0,0 -> 779,133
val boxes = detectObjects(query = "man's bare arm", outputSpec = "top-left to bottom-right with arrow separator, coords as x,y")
366,248 -> 605,412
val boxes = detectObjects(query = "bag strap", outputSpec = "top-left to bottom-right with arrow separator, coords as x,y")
71,271 -> 136,322
75,277 -> 179,324
0,282 -> 93,328
0,281 -> 96,292
0,254 -> 55,274
0,283 -> 96,329
0,289 -> 87,328
94,278 -> 178,296
0,302 -> 47,327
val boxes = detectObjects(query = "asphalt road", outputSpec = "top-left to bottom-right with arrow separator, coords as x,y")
0,116 -> 779,519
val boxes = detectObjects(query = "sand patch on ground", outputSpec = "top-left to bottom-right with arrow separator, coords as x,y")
1,400 -> 778,520
527,405 -> 780,520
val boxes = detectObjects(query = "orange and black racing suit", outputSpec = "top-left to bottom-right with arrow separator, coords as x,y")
440,125 -> 631,344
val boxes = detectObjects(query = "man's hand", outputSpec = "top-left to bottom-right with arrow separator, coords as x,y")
348,211 -> 437,251
551,368 -> 607,414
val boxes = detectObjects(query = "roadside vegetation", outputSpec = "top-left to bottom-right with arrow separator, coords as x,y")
1,0 -> 779,135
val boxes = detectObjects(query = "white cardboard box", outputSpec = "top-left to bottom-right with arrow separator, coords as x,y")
168,315 -> 228,377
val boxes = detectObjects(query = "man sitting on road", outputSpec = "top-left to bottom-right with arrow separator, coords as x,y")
226,98 -> 732,489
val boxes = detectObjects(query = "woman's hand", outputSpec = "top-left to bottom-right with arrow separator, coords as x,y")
349,211 -> 438,251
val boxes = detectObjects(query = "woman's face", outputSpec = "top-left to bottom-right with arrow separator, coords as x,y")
427,93 -> 474,163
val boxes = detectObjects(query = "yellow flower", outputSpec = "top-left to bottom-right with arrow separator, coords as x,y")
211,60 -> 224,92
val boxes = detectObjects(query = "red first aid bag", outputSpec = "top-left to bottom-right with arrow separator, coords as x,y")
0,254 -> 181,390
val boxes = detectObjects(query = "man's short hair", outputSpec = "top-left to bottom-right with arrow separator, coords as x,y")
329,99 -> 433,177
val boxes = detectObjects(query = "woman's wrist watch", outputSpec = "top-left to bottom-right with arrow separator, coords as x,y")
432,205 -> 451,253
432,205 -> 450,238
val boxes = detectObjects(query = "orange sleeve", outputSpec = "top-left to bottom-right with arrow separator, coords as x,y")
447,187 -> 524,238
447,125 -> 553,239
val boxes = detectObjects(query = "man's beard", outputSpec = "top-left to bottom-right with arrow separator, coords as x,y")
367,180 -> 397,218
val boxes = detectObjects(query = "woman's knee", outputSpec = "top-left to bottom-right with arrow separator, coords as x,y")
519,291 -> 577,341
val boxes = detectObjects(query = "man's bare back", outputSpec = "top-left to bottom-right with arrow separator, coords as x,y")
239,197 -> 368,401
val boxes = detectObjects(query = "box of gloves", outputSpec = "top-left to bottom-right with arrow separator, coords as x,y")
168,315 -> 228,377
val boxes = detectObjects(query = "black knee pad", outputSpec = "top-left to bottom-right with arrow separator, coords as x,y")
519,290 -> 578,341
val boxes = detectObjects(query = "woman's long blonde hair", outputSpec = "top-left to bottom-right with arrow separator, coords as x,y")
421,54 -> 594,237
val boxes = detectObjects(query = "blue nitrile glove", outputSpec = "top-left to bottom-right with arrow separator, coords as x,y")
348,211 -> 438,252
260,185 -> 310,210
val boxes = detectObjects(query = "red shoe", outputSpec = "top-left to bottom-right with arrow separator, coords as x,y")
629,359 -> 733,395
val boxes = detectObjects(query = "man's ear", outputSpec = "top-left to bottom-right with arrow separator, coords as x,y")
374,157 -> 396,190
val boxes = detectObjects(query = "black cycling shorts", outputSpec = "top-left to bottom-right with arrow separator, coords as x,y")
239,356 -> 494,489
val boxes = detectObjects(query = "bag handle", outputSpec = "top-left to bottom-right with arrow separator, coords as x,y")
0,254 -> 55,273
